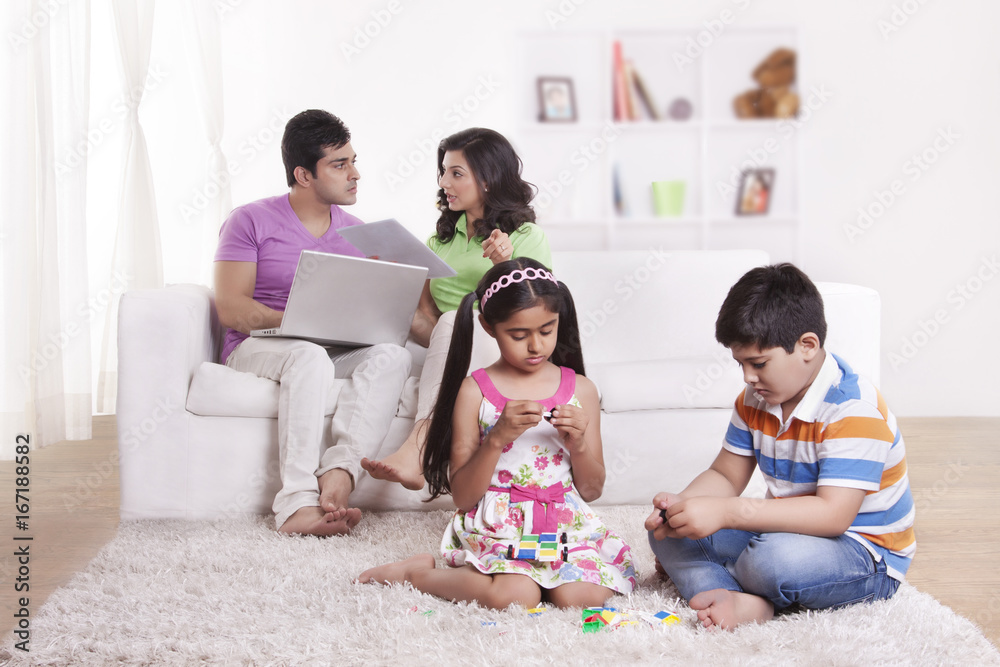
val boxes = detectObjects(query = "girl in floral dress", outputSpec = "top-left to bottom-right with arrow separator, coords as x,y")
359,258 -> 636,610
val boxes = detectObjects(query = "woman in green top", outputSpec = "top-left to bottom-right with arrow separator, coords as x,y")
362,127 -> 552,490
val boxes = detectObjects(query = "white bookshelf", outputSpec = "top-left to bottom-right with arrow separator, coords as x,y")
514,26 -> 802,261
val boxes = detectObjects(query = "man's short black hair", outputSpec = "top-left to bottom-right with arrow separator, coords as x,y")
715,263 -> 827,353
281,110 -> 351,187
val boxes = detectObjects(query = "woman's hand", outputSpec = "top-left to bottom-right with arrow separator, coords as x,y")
486,400 -> 544,449
549,403 -> 589,453
482,229 -> 513,265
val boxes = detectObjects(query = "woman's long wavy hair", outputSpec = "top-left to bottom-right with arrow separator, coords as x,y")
433,128 -> 537,243
422,258 -> 585,501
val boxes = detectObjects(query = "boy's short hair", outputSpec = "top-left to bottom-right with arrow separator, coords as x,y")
715,263 -> 827,353
281,110 -> 351,187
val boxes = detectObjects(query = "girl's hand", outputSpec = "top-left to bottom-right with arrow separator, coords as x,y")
482,229 -> 512,265
486,400 -> 544,448
549,403 -> 588,453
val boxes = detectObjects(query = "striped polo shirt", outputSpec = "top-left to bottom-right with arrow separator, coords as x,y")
724,352 -> 916,580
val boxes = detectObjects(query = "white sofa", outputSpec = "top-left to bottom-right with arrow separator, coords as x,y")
116,249 -> 881,519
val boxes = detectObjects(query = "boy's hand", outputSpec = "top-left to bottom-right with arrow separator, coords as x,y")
487,400 -> 544,448
548,403 -> 588,452
665,497 -> 732,539
645,492 -> 682,540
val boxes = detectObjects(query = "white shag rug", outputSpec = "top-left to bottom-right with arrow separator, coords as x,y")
3,507 -> 998,667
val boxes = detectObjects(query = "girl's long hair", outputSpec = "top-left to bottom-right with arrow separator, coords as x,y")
433,128 -> 537,243
422,258 -> 584,500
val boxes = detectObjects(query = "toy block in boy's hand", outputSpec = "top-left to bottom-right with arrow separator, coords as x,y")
506,532 -> 569,562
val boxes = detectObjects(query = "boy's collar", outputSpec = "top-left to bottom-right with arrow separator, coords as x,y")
778,351 -> 839,424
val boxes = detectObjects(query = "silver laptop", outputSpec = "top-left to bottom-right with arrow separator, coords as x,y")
251,251 -> 427,348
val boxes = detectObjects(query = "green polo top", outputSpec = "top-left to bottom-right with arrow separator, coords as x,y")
427,214 -> 552,312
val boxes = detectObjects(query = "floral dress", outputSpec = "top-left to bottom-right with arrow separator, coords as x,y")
440,367 -> 636,594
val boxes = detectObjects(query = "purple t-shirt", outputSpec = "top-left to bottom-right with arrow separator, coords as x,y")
214,194 -> 365,364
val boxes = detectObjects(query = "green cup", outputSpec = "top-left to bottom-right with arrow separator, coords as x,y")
651,180 -> 686,217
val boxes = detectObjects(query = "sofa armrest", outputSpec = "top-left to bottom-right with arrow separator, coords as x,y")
117,284 -> 219,413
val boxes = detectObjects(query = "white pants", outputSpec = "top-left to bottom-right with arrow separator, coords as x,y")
415,309 -> 501,421
226,337 -> 411,527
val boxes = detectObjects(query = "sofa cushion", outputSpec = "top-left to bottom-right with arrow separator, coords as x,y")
185,362 -> 344,418
589,355 -> 743,412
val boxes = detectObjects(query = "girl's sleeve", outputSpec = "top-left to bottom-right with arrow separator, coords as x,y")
510,223 -> 553,271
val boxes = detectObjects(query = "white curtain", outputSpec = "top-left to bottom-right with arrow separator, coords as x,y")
182,0 -> 230,282
95,0 -> 163,412
0,0 -> 93,457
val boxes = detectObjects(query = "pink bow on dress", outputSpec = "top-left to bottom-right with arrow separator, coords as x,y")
508,482 -> 568,533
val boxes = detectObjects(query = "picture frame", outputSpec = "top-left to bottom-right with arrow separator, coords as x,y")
537,77 -> 577,122
735,168 -> 774,216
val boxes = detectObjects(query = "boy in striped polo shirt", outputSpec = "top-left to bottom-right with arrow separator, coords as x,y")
647,263 -> 915,630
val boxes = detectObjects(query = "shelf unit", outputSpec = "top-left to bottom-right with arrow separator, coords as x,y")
514,26 -> 802,261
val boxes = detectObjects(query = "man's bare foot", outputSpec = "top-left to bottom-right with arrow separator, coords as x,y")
318,467 -> 361,514
278,505 -> 360,537
360,423 -> 426,491
357,553 -> 436,585
689,589 -> 774,630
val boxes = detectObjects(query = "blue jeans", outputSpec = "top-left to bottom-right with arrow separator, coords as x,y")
648,529 -> 900,611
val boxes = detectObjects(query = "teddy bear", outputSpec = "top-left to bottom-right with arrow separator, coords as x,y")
733,47 -> 799,119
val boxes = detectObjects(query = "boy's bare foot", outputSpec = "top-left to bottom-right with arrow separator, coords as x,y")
278,505 -> 360,537
689,589 -> 774,630
357,553 -> 436,585
360,425 -> 426,491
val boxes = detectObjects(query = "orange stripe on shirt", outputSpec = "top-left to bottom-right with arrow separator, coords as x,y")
858,527 -> 916,552
738,402 -> 781,438
824,416 -> 895,443
880,459 -> 908,490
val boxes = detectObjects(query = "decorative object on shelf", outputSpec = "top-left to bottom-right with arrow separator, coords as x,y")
667,97 -> 693,121
612,163 -> 628,216
537,76 -> 577,122
732,48 -> 799,119
735,168 -> 774,216
651,180 -> 686,217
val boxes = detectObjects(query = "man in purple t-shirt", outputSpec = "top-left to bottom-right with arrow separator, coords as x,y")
214,110 -> 411,536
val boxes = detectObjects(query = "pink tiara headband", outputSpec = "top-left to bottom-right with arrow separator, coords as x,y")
480,267 -> 559,310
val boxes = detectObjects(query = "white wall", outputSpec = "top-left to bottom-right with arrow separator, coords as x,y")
89,0 -> 999,416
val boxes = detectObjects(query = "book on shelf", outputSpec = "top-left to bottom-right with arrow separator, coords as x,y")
629,63 -> 660,120
612,44 -> 660,121
612,40 -> 630,122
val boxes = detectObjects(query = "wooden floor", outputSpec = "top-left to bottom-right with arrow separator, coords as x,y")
1,416 -> 998,648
